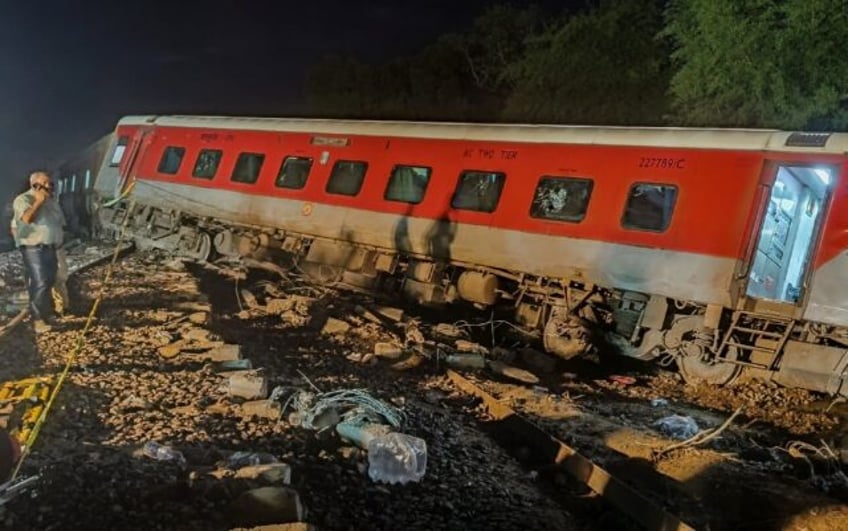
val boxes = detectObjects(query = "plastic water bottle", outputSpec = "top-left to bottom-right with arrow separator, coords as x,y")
226,451 -> 279,468
366,432 -> 427,484
142,441 -> 186,466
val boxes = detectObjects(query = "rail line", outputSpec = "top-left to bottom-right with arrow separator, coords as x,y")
446,369 -> 700,531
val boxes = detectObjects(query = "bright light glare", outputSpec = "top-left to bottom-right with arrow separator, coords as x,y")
814,168 -> 832,186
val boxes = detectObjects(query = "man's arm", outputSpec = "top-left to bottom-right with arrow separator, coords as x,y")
14,194 -> 44,225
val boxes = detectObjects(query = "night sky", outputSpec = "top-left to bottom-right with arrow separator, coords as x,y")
0,0 -> 559,202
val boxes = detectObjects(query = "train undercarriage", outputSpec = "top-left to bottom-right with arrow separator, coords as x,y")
98,200 -> 848,398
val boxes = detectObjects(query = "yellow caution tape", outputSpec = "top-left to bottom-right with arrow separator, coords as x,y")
11,189 -> 138,481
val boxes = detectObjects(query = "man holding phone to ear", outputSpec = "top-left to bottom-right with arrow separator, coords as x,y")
12,171 -> 65,332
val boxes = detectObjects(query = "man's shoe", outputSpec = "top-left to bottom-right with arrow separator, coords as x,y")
33,320 -> 53,334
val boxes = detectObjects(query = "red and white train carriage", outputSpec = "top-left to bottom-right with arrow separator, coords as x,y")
92,115 -> 848,396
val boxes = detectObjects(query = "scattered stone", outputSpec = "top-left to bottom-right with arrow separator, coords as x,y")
455,340 -> 488,355
157,343 -> 184,359
188,311 -> 210,325
240,400 -> 282,420
228,372 -> 268,400
373,305 -> 404,322
240,289 -> 261,309
265,298 -> 294,314
205,344 -> 243,362
321,317 -> 350,335
233,463 -> 292,484
374,342 -> 404,360
432,323 -> 464,339
354,305 -> 382,324
183,327 -> 212,342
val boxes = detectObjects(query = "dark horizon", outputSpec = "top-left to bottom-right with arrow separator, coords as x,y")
1,0 -> 575,202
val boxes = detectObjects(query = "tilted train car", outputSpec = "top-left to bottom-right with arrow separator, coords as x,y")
92,115 -> 848,396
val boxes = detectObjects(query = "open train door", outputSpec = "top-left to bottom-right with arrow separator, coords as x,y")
738,162 -> 836,315
113,125 -> 154,200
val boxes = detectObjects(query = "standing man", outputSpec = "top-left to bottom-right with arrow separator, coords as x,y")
12,171 -> 65,332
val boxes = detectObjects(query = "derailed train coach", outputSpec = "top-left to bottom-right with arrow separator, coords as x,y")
91,115 -> 848,397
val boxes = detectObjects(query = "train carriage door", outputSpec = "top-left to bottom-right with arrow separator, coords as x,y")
744,164 -> 834,305
115,126 -> 154,197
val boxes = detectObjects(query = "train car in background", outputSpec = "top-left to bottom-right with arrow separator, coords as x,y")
91,115 -> 848,397
53,133 -> 113,240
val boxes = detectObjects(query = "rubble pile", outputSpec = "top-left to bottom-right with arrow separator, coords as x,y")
0,250 -> 575,530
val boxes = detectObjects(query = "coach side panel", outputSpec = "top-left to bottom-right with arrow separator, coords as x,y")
126,125 -> 764,307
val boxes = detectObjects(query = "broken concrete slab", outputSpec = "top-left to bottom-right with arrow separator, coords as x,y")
183,328 -> 213,342
373,342 -> 404,360
373,305 -> 404,322
240,400 -> 282,420
205,344 -> 243,362
228,372 -> 268,400
321,317 -> 350,335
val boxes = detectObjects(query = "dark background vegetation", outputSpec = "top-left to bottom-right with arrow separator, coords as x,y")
1,0 -> 846,204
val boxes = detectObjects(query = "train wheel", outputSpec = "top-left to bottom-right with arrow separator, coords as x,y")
666,315 -> 740,386
191,232 -> 213,263
677,341 -> 741,386
542,307 -> 591,360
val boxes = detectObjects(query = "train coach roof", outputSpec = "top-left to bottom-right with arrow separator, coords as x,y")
117,114 -> 848,155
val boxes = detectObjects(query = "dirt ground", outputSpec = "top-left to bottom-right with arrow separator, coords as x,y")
1,248 -> 847,530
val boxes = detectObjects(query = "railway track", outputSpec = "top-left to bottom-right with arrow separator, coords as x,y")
1,246 -> 847,530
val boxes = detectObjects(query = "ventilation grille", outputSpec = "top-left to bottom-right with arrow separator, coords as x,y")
785,132 -> 831,147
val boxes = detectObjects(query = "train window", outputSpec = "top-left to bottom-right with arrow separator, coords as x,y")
192,149 -> 222,179
530,176 -> 593,223
157,146 -> 185,175
231,152 -> 266,184
451,170 -> 506,213
110,136 -> 129,167
384,165 -> 431,204
621,183 -> 678,232
326,160 -> 368,196
276,156 -> 313,190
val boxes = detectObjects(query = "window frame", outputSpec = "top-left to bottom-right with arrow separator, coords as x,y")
383,164 -> 433,205
450,169 -> 507,213
109,136 -> 129,167
326,160 -> 369,197
192,148 -> 223,180
620,181 -> 679,233
230,152 -> 266,185
529,175 -> 594,223
275,155 -> 314,190
157,146 -> 186,175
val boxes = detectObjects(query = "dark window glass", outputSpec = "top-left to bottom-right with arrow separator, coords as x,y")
384,165 -> 431,204
530,176 -> 593,222
231,152 -> 265,184
326,160 -> 368,196
110,136 -> 129,167
157,146 -> 185,175
622,183 -> 678,232
450,170 -> 506,213
192,149 -> 222,179
276,156 -> 313,189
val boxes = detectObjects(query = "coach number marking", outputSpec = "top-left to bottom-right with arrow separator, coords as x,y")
638,157 -> 686,169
